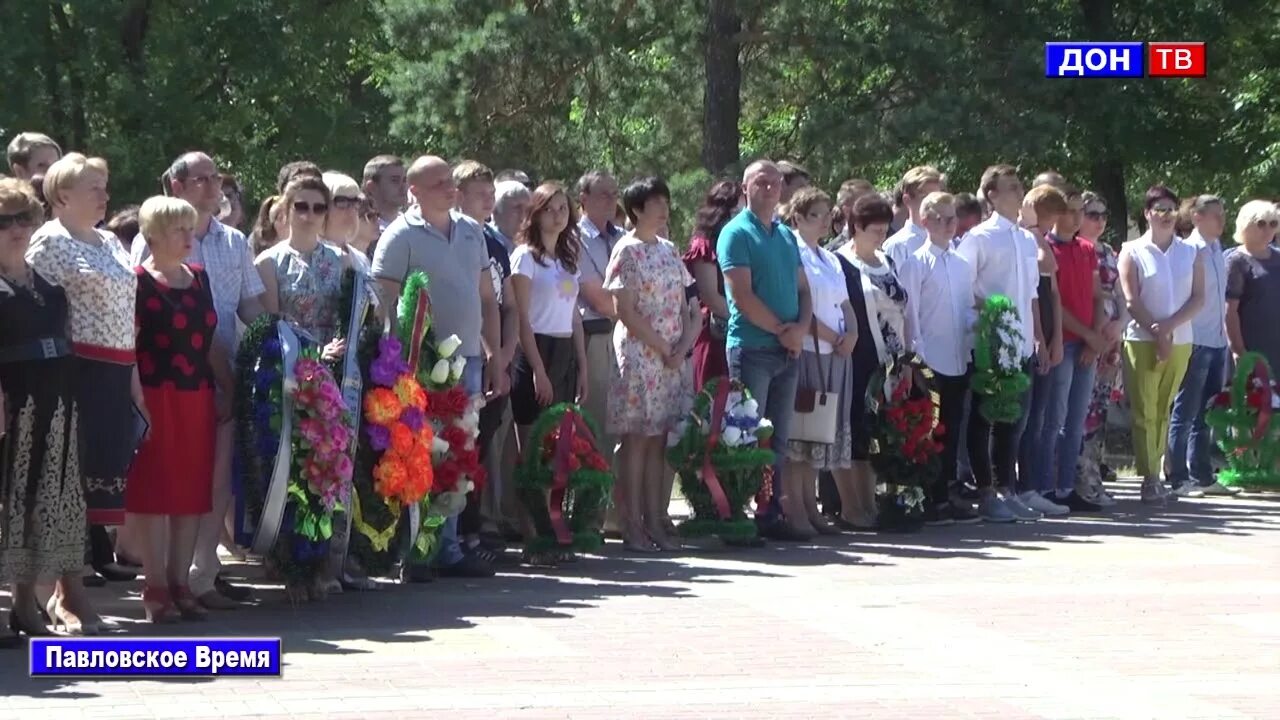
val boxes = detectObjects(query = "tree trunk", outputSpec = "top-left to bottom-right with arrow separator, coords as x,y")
51,3 -> 87,150
701,0 -> 741,176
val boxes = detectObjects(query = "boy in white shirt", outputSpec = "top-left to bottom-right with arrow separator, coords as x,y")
901,193 -> 980,525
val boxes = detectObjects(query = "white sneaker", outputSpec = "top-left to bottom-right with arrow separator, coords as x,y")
1020,491 -> 1070,516
1091,485 -> 1117,507
1173,482 -> 1206,498
1201,481 -> 1242,496
1001,492 -> 1044,521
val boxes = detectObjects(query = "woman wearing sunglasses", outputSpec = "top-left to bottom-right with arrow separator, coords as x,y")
255,175 -> 347,363
321,172 -> 371,273
1225,200 -> 1280,378
1118,186 -> 1205,504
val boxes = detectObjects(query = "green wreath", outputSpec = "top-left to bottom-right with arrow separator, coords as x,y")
1205,351 -> 1280,490
515,403 -> 613,552
666,377 -> 774,541
970,294 -> 1031,424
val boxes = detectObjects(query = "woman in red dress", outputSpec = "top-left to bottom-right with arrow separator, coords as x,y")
682,180 -> 742,390
127,197 -> 232,622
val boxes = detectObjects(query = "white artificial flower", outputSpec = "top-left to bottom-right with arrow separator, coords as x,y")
722,426 -> 743,447
432,435 -> 451,455
742,398 -> 759,418
437,334 -> 463,359
430,358 -> 450,384
666,430 -> 682,448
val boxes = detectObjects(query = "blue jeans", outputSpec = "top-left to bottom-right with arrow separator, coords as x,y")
1017,362 -> 1052,494
1030,341 -> 1097,494
1167,344 -> 1227,487
727,345 -> 799,524
433,354 -> 484,567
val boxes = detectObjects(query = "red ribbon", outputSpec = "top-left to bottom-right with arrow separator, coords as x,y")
700,381 -> 733,520
1253,360 -> 1272,442
406,290 -> 432,370
549,409 -> 594,546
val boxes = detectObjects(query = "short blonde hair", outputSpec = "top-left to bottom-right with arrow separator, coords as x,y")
919,191 -> 956,218
901,165 -> 943,199
139,196 -> 197,242
322,171 -> 360,200
1025,184 -> 1067,218
43,153 -> 108,209
1234,200 -> 1280,245
0,177 -> 45,221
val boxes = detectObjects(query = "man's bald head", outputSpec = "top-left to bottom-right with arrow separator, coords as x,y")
166,151 -> 221,216
742,159 -> 783,217
407,155 -> 457,216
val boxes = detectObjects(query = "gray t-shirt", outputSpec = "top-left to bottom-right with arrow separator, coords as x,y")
371,207 -> 489,357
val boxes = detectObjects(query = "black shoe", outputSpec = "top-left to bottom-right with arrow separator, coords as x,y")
924,504 -> 955,526
1058,490 -> 1103,513
757,521 -> 811,542
957,481 -> 981,501
92,562 -> 137,582
399,563 -> 435,583
214,576 -> 252,601
948,499 -> 982,524
81,573 -> 107,588
722,535 -> 767,548
437,553 -> 495,578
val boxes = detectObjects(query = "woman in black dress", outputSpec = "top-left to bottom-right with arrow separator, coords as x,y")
0,179 -> 87,644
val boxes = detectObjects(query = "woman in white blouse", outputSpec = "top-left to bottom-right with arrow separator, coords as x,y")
1118,186 -> 1204,504
27,154 -> 140,634
782,188 -> 859,536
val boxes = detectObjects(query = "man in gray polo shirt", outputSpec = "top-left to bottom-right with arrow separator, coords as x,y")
371,155 -> 501,580
575,171 -> 624,457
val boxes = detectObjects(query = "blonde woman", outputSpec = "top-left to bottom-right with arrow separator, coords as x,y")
27,154 -> 139,633
322,171 -> 371,273
1225,200 -> 1280,376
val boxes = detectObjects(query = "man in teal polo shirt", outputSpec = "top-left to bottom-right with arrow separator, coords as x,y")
718,159 -> 813,542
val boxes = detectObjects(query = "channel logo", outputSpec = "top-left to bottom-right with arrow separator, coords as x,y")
1044,42 -> 1207,79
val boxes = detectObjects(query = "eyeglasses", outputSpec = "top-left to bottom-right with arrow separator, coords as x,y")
0,211 -> 37,230
1257,219 -> 1280,230
332,195 -> 361,210
1150,206 -> 1177,216
1084,210 -> 1109,220
292,201 -> 329,215
189,173 -> 222,187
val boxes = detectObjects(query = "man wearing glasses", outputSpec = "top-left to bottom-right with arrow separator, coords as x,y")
132,151 -> 267,609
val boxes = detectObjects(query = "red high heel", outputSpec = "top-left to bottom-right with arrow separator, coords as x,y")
141,587 -> 178,624
169,585 -> 208,621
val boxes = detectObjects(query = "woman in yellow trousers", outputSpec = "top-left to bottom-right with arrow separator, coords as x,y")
1118,186 -> 1204,504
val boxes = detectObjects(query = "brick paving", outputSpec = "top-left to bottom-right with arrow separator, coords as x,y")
3,480 -> 1279,719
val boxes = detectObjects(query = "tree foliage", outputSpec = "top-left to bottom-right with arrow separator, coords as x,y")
1,0 -> 1276,242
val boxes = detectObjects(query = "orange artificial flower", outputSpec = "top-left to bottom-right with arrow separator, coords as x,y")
394,375 -> 428,411
364,387 -> 403,426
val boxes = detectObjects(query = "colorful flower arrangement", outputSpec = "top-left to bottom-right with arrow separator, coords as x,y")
866,357 -> 940,530
1206,351 -> 1280,490
667,377 -> 775,541
363,336 -> 435,505
970,294 -> 1031,423
289,354 -> 355,540
515,403 -> 612,552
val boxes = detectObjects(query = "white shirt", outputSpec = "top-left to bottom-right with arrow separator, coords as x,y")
955,213 -> 1040,358
1121,232 -> 1197,345
1185,229 -> 1227,348
511,245 -> 580,337
901,241 -> 976,377
796,239 -> 850,354
882,221 -> 927,269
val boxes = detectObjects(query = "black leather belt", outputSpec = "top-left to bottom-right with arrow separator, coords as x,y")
0,337 -> 70,363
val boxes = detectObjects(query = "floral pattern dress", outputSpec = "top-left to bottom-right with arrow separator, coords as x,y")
604,235 -> 694,436
257,242 -> 343,346
1078,240 -> 1123,486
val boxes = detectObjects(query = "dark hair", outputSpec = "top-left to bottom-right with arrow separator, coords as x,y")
694,180 -> 742,242
954,192 -> 982,219
106,205 -> 141,245
251,195 -> 281,255
849,194 -> 894,233
28,174 -> 49,217
517,183 -> 579,274
496,168 -> 533,188
277,160 -> 323,193
621,176 -> 670,224
575,170 -> 614,198
1144,184 -> 1178,212
777,160 -> 811,185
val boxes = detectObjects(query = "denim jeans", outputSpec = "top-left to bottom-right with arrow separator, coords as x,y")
1030,341 -> 1098,494
1167,344 -> 1228,487
1017,365 -> 1053,494
727,345 -> 799,524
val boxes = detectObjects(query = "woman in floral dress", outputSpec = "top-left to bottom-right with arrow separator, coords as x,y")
1076,192 -> 1124,506
606,177 -> 699,552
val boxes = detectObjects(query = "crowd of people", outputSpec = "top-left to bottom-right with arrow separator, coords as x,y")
1,129 -> 1277,643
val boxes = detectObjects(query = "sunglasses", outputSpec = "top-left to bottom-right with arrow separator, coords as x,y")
0,211 -> 37,230
1084,210 -> 1109,220
292,201 -> 329,215
1150,206 -> 1177,216
1257,219 -> 1280,230
332,195 -> 361,210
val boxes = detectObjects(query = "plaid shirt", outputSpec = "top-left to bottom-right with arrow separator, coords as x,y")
132,218 -> 265,354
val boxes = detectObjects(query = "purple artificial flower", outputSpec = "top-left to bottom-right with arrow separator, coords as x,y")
400,405 -> 425,432
366,424 -> 391,452
370,337 -> 411,387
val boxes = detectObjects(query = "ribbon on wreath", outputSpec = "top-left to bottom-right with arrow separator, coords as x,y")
350,483 -> 401,552
405,289 -> 432,371
701,379 -> 734,520
1240,353 -> 1273,442
548,408 -> 597,545
251,321 -> 302,556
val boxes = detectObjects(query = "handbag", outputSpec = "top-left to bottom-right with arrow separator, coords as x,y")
791,322 -> 840,445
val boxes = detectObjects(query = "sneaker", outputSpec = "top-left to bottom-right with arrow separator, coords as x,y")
948,499 -> 982,525
1020,491 -> 1070,516
1201,481 -> 1242,496
1173,482 -> 1206,498
1002,492 -> 1044,521
214,576 -> 252,602
978,492 -> 1017,523
1141,478 -> 1168,505
924,504 -> 955,526
1087,483 -> 1118,507
1056,490 -> 1103,512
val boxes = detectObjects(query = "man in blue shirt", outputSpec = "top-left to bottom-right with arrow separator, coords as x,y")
719,159 -> 813,542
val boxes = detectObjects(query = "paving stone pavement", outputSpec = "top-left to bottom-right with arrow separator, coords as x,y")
3,481 -> 1279,719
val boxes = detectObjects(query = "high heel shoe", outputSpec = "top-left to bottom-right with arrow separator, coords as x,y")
142,587 -> 178,624
45,595 -> 97,635
169,585 -> 207,621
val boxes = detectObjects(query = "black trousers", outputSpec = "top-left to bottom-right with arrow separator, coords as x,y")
965,358 -> 1033,492
933,371 -> 970,506
459,393 -> 510,537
